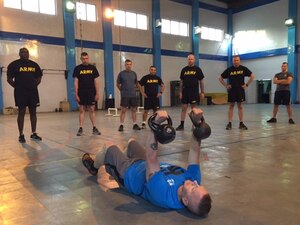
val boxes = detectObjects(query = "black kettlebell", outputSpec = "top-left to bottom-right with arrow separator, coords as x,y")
189,111 -> 211,140
193,118 -> 211,140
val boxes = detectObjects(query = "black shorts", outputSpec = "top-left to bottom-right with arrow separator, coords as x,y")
14,88 -> 40,108
78,89 -> 96,106
144,96 -> 160,111
274,90 -> 290,105
181,88 -> 200,104
228,87 -> 245,103
120,97 -> 138,108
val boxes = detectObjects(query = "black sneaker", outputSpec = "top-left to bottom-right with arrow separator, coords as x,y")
267,118 -> 277,123
133,124 -> 141,130
82,153 -> 98,176
176,124 -> 184,131
289,118 -> 295,124
19,134 -> 26,143
92,127 -> 101,135
30,133 -> 42,141
141,123 -> 146,129
77,127 -> 83,136
118,125 -> 124,132
239,122 -> 248,130
225,122 -> 232,130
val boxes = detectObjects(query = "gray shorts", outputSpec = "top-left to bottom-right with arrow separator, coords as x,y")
120,97 -> 138,108
104,140 -> 146,186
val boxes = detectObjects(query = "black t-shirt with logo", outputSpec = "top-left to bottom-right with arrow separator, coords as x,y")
73,64 -> 100,90
7,59 -> 42,90
221,65 -> 252,87
139,74 -> 163,97
180,66 -> 204,88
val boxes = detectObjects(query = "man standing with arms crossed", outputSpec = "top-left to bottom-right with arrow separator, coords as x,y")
117,59 -> 141,132
219,55 -> 254,130
266,62 -> 295,124
138,65 -> 165,129
7,47 -> 43,143
176,53 -> 205,131
73,52 -> 101,136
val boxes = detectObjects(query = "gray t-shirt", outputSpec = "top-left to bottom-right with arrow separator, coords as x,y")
275,71 -> 293,92
117,70 -> 138,97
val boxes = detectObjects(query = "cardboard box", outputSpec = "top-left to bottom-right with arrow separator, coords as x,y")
3,107 -> 17,115
59,101 -> 70,112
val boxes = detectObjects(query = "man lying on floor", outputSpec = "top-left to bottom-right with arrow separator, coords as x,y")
82,108 -> 212,216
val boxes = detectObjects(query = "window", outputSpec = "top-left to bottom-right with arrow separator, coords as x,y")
126,12 -> 136,28
114,10 -> 125,26
161,19 -> 189,37
200,26 -> 224,42
76,2 -> 96,22
114,9 -> 148,30
4,0 -> 56,15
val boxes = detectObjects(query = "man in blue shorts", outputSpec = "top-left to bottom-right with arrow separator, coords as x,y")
82,108 -> 211,216
117,59 -> 141,131
219,55 -> 254,130
267,62 -> 295,124
138,65 -> 165,129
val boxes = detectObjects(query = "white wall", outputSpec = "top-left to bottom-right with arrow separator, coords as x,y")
242,55 -> 287,103
111,0 -> 152,48
233,0 -> 288,54
232,0 -> 289,103
75,0 -> 103,42
0,0 -> 64,37
201,59 -> 227,93
160,0 -> 191,52
199,9 -> 228,56
2,0 -> 294,109
1,40 -> 68,112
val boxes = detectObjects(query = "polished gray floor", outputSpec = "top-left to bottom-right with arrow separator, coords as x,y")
0,104 -> 299,225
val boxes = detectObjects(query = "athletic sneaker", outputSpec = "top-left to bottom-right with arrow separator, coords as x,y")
77,127 -> 83,136
176,124 -> 184,131
30,133 -> 42,141
225,122 -> 232,130
289,118 -> 295,124
19,134 -> 26,143
141,123 -> 146,129
267,118 -> 277,123
92,127 -> 101,135
82,153 -> 98,176
133,124 -> 141,130
239,122 -> 248,130
118,125 -> 124,132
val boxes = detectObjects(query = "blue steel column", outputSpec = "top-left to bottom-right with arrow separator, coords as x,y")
192,0 -> 199,66
0,66 -> 3,113
227,9 -> 233,67
62,0 -> 77,111
287,0 -> 298,103
101,0 -> 114,100
152,0 -> 161,77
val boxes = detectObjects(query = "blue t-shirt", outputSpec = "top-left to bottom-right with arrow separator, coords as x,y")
124,161 -> 201,209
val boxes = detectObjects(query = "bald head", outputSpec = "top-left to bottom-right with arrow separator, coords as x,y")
19,48 -> 29,60
188,54 -> 195,67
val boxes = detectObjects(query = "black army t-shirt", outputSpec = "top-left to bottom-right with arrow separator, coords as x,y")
180,66 -> 204,88
7,59 -> 42,90
221,65 -> 252,87
139,74 -> 163,97
73,64 -> 100,90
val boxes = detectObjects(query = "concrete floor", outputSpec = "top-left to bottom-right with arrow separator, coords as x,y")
0,104 -> 299,225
